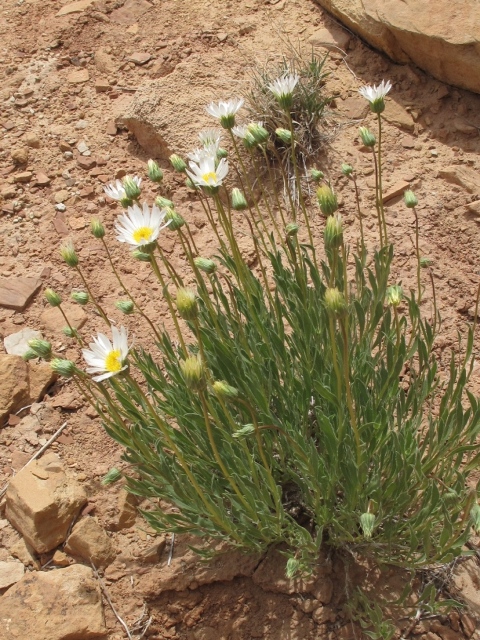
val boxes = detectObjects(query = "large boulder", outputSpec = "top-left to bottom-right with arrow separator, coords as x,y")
312,0 -> 480,95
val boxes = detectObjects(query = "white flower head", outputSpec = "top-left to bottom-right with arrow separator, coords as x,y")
188,146 -> 215,164
268,73 -> 299,109
231,124 -> 257,149
358,79 -> 392,113
104,176 -> 142,202
115,202 -> 170,247
206,98 -> 244,129
82,326 -> 130,382
186,155 -> 229,192
232,124 -> 248,139
198,128 -> 222,149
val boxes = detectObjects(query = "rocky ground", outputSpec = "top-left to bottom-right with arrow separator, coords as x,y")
2,0 -> 480,638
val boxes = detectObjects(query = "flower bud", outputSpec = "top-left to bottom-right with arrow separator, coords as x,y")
360,512 -> 376,539
359,127 -> 376,148
155,196 -> 174,209
324,213 -> 343,251
132,249 -> 152,262
71,291 -> 89,305
231,188 -> 248,211
194,257 -> 217,274
341,163 -> 353,177
101,467 -> 122,486
122,175 -> 141,200
115,299 -> 135,315
275,128 -> 292,144
212,380 -> 238,399
316,185 -> 338,216
45,288 -> 62,307
60,241 -> 79,267
176,288 -> 197,320
285,557 -> 301,579
164,207 -> 185,231
403,190 -> 418,208
420,257 -> 432,268
147,159 -> 163,183
310,169 -> 324,183
180,355 -> 205,390
50,358 -> 76,378
28,338 -> 52,360
216,147 -> 228,159
120,196 -> 133,209
471,503 -> 480,534
185,177 -> 196,190
23,348 -> 38,361
233,423 -> 255,438
170,154 -> 187,173
386,284 -> 403,307
242,130 -> 257,150
286,222 -> 299,237
247,122 -> 269,145
324,287 -> 347,317
90,217 -> 105,239
62,326 -> 78,338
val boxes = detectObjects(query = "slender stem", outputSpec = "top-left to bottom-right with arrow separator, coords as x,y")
352,175 -> 366,260
157,244 -> 184,288
74,265 -> 111,326
260,146 -> 288,229
340,320 -> 361,468
377,114 -> 388,247
328,315 -> 343,430
58,303 -> 84,345
412,206 -> 422,304
248,148 -> 283,242
372,150 -> 384,249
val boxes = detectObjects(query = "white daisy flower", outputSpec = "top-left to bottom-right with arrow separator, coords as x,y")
115,202 -> 170,247
186,155 -> 229,190
231,124 -> 257,149
268,73 -> 299,109
188,146 -> 216,163
198,128 -> 222,148
82,326 -> 130,382
206,98 -> 244,129
104,176 -> 142,201
232,124 -> 248,139
358,79 -> 392,113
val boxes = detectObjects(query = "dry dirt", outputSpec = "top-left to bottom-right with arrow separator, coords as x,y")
1,0 -> 480,638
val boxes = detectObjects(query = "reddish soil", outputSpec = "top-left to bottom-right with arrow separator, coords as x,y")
1,0 -> 480,638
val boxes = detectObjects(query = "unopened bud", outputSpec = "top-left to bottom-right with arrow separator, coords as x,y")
71,291 -> 89,305
324,287 -> 347,316
359,127 -> 376,148
360,512 -> 376,539
147,159 -> 163,183
324,213 -> 343,251
101,467 -> 122,485
120,196 -> 133,209
194,257 -> 217,274
155,196 -> 174,209
216,147 -> 228,159
62,326 -> 78,338
386,284 -> 403,307
60,241 -> 79,267
403,190 -> 418,208
231,188 -> 248,211
23,348 -> 37,361
185,177 -> 196,190
242,130 -> 257,149
180,355 -> 205,390
132,249 -> 152,262
28,338 -> 52,360
90,217 -> 105,239
122,175 -> 141,200
275,128 -> 292,144
45,288 -> 62,307
233,424 -> 255,439
285,557 -> 301,579
286,222 -> 299,237
420,257 -> 432,268
50,358 -> 76,378
115,300 -> 134,315
212,380 -> 238,399
316,185 -> 338,216
247,122 -> 269,145
164,207 -> 185,231
176,288 -> 197,320
310,169 -> 324,183
341,163 -> 353,177
170,154 -> 187,173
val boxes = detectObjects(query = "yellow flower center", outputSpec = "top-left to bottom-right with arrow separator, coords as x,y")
202,171 -> 217,185
105,349 -> 123,373
132,226 -> 154,244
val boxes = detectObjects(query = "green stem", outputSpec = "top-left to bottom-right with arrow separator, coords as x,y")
372,150 -> 384,249
412,206 -> 422,304
75,265 -> 111,326
377,114 -> 388,247
351,175 -> 366,262
58,303 -> 84,345
340,320 -> 361,468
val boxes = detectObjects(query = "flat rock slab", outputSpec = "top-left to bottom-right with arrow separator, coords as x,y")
3,328 -> 42,357
0,355 -> 30,423
56,0 -> 95,16
65,516 -> 116,568
40,302 -> 87,332
0,276 -> 41,311
0,561 -> 24,590
312,0 -> 480,95
0,564 -> 106,639
110,0 -> 152,24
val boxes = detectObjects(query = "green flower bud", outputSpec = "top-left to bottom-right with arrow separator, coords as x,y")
360,512 -> 376,539
122,175 -> 141,200
285,557 -> 301,579
194,257 -> 217,274
310,169 -> 324,183
420,257 -> 432,268
286,222 -> 299,237
71,291 -> 89,306
275,128 -> 292,144
242,130 -> 257,150
147,159 -> 163,183
164,207 -> 185,231
155,196 -> 174,209
316,185 -> 338,216
180,355 -> 205,390
341,163 -> 353,177
170,154 -> 187,173
120,196 -> 133,209
176,288 -> 197,320
62,326 -> 78,338
28,338 -> 52,360
115,300 -> 135,315
23,348 -> 38,361
403,190 -> 418,208
359,127 -> 376,148
101,467 -> 123,486
233,424 -> 255,439
386,284 -> 403,307
324,213 -> 343,251
185,177 -> 196,190
216,147 -> 228,159
50,358 -> 76,378
247,122 -> 269,145
471,503 -> 480,534
45,288 -> 62,307
212,380 -> 238,399
90,217 -> 105,239
219,114 -> 236,130
60,241 -> 79,267
132,249 -> 152,262
324,287 -> 347,317
231,188 -> 248,211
